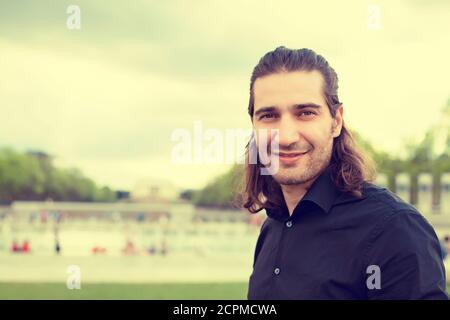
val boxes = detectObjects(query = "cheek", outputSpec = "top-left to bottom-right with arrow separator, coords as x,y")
255,130 -> 268,149
254,129 -> 272,150
301,125 -> 333,149
300,127 -> 321,145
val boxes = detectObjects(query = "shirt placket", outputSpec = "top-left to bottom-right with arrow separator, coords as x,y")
264,217 -> 294,299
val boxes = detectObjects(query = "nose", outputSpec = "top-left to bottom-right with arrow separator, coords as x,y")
277,115 -> 300,148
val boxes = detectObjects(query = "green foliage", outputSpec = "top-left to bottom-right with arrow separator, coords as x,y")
193,165 -> 243,209
0,148 -> 116,203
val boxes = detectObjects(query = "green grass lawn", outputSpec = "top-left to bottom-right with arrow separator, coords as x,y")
1,282 -> 449,300
0,282 -> 249,300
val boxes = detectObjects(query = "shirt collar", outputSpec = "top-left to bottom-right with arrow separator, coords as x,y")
300,165 -> 339,215
265,165 -> 367,221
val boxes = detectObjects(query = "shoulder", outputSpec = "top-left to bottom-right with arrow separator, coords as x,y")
338,182 -> 439,250
359,183 -> 440,257
335,181 -> 417,215
333,182 -> 422,228
344,182 -> 423,225
364,182 -> 435,230
361,182 -> 418,214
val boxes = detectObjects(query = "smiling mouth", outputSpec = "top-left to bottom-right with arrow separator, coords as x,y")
278,152 -> 307,157
273,151 -> 309,163
274,150 -> 309,156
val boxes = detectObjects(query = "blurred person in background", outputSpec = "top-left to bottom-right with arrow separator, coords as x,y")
21,239 -> 30,253
441,235 -> 450,260
11,239 -> 21,253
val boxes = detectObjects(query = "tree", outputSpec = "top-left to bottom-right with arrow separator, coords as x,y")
0,147 -> 117,203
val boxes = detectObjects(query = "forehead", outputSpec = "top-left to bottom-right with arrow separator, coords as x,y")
253,70 -> 326,109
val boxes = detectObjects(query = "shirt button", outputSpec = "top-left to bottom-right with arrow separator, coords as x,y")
286,221 -> 293,228
274,267 -> 280,275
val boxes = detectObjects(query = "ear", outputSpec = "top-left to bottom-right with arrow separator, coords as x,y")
332,104 -> 344,138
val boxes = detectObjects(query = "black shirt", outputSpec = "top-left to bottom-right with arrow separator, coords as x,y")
247,167 -> 448,300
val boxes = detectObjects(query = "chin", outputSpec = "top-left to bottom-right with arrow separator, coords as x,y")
273,173 -> 308,185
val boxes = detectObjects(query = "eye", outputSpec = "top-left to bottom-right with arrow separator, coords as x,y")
298,111 -> 316,117
259,113 -> 277,120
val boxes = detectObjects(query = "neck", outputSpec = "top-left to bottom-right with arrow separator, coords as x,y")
280,178 -> 316,216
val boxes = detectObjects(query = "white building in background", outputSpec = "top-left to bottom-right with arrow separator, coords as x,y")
417,173 -> 433,215
12,200 -> 170,220
131,178 -> 180,202
395,173 -> 411,203
10,200 -> 196,223
441,173 -> 450,215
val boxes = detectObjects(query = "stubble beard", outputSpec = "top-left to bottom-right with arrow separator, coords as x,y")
271,137 -> 333,187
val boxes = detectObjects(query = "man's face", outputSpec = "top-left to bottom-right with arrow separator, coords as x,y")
252,70 -> 343,186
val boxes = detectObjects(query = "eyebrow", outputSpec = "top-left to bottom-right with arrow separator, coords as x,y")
254,103 -> 322,118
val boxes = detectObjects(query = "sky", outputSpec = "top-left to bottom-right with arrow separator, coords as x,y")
0,0 -> 449,191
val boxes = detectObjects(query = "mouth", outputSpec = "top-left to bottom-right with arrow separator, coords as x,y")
273,151 -> 309,164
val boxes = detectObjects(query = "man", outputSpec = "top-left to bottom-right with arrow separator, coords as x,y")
243,46 -> 448,300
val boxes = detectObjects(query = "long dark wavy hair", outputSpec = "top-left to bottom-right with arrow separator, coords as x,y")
242,46 -> 376,213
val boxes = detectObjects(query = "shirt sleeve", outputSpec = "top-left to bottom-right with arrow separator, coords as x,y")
365,209 -> 448,300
